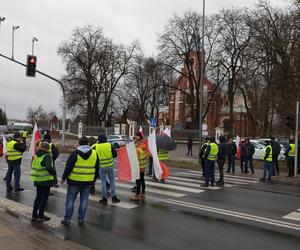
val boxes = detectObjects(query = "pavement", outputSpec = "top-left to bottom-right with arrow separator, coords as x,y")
0,208 -> 90,250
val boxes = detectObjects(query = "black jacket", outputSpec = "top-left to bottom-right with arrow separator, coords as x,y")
33,150 -> 55,187
62,145 -> 99,186
227,143 -> 237,156
218,142 -> 227,160
242,143 -> 255,158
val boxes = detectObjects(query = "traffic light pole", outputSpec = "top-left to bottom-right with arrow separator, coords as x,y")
294,101 -> 299,177
0,52 -> 66,147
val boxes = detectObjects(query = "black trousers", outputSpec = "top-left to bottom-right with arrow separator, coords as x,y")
273,156 -> 279,174
287,157 -> 295,176
136,172 -> 145,195
217,159 -> 225,181
33,186 -> 50,217
201,158 -> 205,177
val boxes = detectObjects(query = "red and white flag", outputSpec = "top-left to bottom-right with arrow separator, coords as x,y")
148,130 -> 164,179
117,141 -> 140,181
139,126 -> 144,137
1,132 -> 7,154
28,122 -> 41,158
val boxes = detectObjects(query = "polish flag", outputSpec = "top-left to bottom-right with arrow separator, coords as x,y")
117,141 -> 140,181
235,135 -> 241,160
139,126 -> 144,137
1,133 -> 7,154
148,130 -> 164,179
28,122 -> 41,158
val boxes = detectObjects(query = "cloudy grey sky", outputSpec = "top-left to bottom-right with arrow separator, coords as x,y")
0,0 -> 288,120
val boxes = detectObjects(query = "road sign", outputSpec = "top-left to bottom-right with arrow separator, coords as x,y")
150,117 -> 157,128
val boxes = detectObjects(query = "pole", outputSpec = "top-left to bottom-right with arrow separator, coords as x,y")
0,52 -> 66,147
294,101 -> 299,177
198,0 -> 205,164
12,27 -> 15,59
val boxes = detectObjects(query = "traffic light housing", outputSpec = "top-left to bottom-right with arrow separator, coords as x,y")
286,115 -> 295,130
26,55 -> 37,77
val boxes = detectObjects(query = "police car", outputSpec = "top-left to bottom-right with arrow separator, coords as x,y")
107,135 -> 132,148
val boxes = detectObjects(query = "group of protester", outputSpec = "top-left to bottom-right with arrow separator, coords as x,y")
0,130 -> 152,226
198,135 -> 298,187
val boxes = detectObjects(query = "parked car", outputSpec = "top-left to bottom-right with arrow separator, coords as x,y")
251,139 -> 286,160
107,135 -> 132,148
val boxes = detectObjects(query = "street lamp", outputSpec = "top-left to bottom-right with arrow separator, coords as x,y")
198,0 -> 205,164
0,17 -> 5,32
32,37 -> 38,55
12,25 -> 20,60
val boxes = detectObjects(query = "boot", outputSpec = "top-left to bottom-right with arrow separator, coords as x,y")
130,195 -> 141,201
216,180 -> 224,186
112,196 -> 120,203
139,193 -> 146,200
99,197 -> 108,205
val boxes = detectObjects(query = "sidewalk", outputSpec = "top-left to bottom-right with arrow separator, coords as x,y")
0,208 -> 90,250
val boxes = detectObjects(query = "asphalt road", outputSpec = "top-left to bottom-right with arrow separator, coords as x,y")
0,153 -> 299,250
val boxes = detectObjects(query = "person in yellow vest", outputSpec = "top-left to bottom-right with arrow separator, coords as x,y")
6,132 -> 27,192
42,133 -> 59,188
286,139 -> 296,177
60,136 -> 99,226
260,140 -> 273,182
201,136 -> 219,187
20,130 -> 28,143
31,142 -> 55,222
131,132 -> 149,201
94,134 -> 120,205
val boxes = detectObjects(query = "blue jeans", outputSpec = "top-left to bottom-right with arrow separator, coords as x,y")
64,185 -> 91,223
33,186 -> 50,217
205,160 -> 215,185
100,167 -> 116,198
263,161 -> 273,179
6,162 -> 21,189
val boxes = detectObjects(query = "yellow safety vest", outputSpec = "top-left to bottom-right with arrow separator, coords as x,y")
158,149 -> 169,160
137,147 -> 149,170
207,143 -> 219,161
263,145 -> 273,162
6,140 -> 23,161
94,142 -> 113,168
288,144 -> 295,157
21,131 -> 28,138
39,142 -> 53,158
68,150 -> 97,182
30,154 -> 54,182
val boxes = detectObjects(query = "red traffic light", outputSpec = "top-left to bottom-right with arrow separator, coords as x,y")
26,55 -> 37,77
30,57 -> 36,64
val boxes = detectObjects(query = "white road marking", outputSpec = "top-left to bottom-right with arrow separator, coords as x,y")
115,181 -> 186,197
144,180 -> 203,193
54,187 -> 138,210
165,199 -> 300,231
188,170 -> 260,181
168,176 -> 234,188
165,179 -> 221,190
0,196 -> 63,228
283,212 -> 300,222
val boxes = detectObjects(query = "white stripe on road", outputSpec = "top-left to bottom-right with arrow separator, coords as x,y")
283,212 -> 300,222
165,199 -> 300,231
54,187 -> 139,210
144,180 -> 203,193
0,196 -> 63,228
188,170 -> 260,181
168,176 -> 234,188
165,179 -> 221,190
115,181 -> 186,197
174,172 -> 255,185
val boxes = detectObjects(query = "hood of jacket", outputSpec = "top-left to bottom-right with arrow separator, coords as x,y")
76,145 -> 92,160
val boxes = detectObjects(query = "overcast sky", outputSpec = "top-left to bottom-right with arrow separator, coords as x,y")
0,0 -> 288,120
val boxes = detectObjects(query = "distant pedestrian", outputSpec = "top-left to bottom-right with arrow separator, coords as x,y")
243,139 -> 255,174
260,140 -> 273,182
199,138 -> 209,178
201,136 -> 218,187
216,136 -> 226,186
286,139 -> 295,177
240,139 -> 246,173
186,136 -> 193,156
6,132 -> 27,192
270,137 -> 281,176
61,136 -> 99,226
226,139 -> 237,174
94,134 -> 120,205
31,142 -> 55,222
